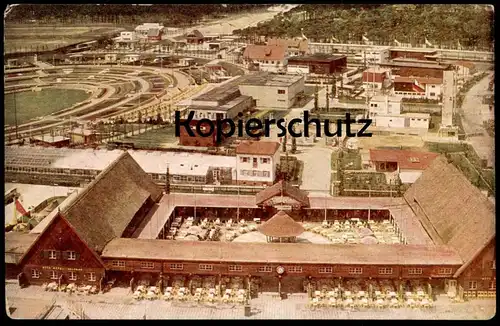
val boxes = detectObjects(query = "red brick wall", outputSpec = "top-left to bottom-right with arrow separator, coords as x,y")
21,215 -> 105,285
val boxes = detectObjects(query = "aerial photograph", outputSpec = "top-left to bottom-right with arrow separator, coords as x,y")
4,4 -> 495,320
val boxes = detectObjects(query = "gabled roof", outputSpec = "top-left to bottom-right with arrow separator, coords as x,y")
370,149 -> 439,170
243,45 -> 287,61
403,156 -> 495,276
258,210 -> 305,237
256,180 -> 310,207
236,140 -> 280,156
187,29 -> 204,38
267,38 -> 308,53
58,152 -> 162,252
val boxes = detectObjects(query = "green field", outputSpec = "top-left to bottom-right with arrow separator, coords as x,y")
4,89 -> 90,125
122,125 -> 178,149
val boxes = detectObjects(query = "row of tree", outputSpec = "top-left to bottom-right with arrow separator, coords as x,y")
234,4 -> 494,50
6,4 -> 270,26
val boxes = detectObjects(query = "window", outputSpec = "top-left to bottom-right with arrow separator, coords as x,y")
263,171 -> 270,178
489,280 -> 496,290
288,266 -> 302,273
67,251 -> 77,260
241,157 -> 249,163
112,261 -> 126,268
69,271 -> 77,281
319,267 -> 333,274
431,85 -> 436,88
170,264 -> 183,270
31,269 -> 40,279
430,92 -> 436,96
468,281 -> 477,290
379,268 -> 393,275
199,264 -> 213,271
229,265 -> 242,272
348,267 -> 363,275
88,272 -> 96,282
141,262 -> 154,269
260,158 -> 270,164
253,158 -> 258,168
277,89 -> 286,94
48,250 -> 58,260
258,266 -> 272,273
408,268 -> 423,275
438,268 -> 452,274
50,270 -> 58,280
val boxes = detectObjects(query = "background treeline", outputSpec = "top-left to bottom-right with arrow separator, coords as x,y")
5,4 -> 271,26
233,4 -> 494,50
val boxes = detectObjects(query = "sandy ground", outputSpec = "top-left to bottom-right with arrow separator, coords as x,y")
6,283 -> 496,320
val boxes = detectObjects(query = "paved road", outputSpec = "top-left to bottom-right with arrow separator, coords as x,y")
460,72 -> 495,167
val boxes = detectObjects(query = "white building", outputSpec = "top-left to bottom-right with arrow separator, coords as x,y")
354,47 -> 390,64
238,73 -> 305,109
235,141 -> 281,186
135,23 -> 164,37
369,95 -> 430,131
242,44 -> 288,73
393,76 -> 442,100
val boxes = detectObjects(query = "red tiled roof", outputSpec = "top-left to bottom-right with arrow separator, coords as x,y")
258,210 -> 305,237
394,76 -> 443,85
243,45 -> 287,61
236,140 -> 280,156
369,149 -> 439,170
102,238 -> 463,266
267,38 -> 308,53
455,61 -> 475,69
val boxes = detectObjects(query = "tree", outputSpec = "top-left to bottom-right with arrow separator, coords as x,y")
291,128 -> 297,154
325,86 -> 330,111
282,132 -> 287,152
331,74 -> 337,98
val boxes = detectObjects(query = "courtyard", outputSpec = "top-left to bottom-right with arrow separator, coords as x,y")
168,216 -> 402,245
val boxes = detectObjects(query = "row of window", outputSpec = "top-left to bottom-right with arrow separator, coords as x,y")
468,280 -> 496,290
5,166 -> 99,176
45,250 -> 78,260
410,118 -> 428,122
240,170 -> 270,178
240,157 -> 270,164
31,269 -> 96,282
110,261 -> 452,275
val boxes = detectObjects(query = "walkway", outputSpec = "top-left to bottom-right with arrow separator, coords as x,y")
5,284 -> 495,320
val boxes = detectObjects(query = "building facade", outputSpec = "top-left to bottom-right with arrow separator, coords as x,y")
242,45 -> 288,73
238,73 -> 305,109
235,141 -> 280,186
287,54 -> 347,75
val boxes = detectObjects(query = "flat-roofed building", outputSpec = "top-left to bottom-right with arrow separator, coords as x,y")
380,61 -> 452,79
389,48 -> 438,61
238,73 -> 305,109
287,53 -> 347,75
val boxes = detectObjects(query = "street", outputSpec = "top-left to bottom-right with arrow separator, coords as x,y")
460,72 -> 495,167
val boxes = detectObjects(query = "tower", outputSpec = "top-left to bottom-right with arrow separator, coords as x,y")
438,69 -> 459,138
